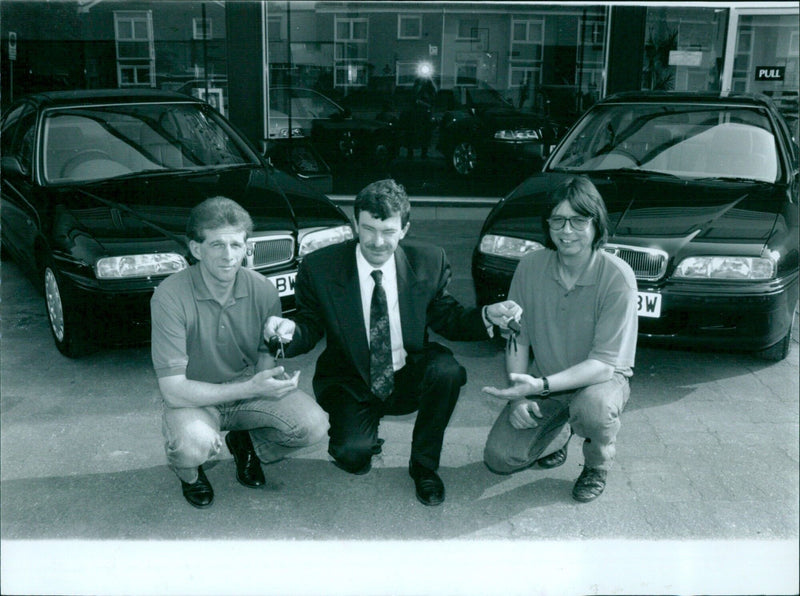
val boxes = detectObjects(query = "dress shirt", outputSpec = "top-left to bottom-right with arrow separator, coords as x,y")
356,244 -> 407,371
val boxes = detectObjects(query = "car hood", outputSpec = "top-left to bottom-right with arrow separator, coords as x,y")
50,166 -> 346,258
486,172 -> 787,255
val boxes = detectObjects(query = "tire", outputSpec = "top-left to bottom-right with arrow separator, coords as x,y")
756,303 -> 798,362
451,141 -> 478,176
43,264 -> 87,358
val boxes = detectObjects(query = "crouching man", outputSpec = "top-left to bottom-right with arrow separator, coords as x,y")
150,196 -> 328,508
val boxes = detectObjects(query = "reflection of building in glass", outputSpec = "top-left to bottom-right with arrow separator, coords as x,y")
1,2 -> 797,141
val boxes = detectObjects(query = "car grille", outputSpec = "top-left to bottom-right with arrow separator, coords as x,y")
602,244 -> 668,282
246,234 -> 294,269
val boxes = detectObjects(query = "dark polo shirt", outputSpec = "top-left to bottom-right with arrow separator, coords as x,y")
509,248 -> 638,379
151,264 -> 280,384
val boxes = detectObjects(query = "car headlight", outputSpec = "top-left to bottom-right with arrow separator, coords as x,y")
673,256 -> 776,280
95,253 -> 188,279
494,129 -> 541,141
298,225 -> 354,258
479,234 -> 544,259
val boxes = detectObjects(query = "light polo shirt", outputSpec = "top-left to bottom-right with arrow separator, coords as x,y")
355,244 -> 407,371
150,264 -> 281,384
508,248 -> 638,379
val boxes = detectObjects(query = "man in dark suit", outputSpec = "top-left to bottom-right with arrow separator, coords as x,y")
265,179 -> 520,505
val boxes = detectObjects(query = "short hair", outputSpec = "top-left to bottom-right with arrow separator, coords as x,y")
541,176 -> 609,251
353,179 -> 411,227
186,196 -> 253,242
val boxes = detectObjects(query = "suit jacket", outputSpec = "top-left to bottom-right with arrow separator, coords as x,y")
284,238 -> 488,399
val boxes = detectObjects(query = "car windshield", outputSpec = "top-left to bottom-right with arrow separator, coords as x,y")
549,102 -> 780,183
42,102 -> 256,183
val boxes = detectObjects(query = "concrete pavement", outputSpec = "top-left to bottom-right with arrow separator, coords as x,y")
1,217 -> 798,595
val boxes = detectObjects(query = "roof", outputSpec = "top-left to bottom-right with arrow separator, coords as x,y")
601,90 -> 777,108
19,88 -> 201,109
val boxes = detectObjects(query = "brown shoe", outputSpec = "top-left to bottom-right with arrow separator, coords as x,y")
536,443 -> 568,469
572,466 -> 607,502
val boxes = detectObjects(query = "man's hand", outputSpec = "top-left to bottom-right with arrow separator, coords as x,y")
482,372 -> 540,399
484,300 -> 522,330
264,316 -> 296,343
508,399 -> 543,430
250,366 -> 300,400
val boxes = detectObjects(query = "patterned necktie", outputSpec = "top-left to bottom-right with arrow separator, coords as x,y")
369,269 -> 394,400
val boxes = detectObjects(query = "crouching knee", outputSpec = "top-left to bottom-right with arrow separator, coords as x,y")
483,442 -> 517,475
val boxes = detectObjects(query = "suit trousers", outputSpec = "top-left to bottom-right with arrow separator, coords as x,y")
317,343 -> 467,473
483,373 -> 630,474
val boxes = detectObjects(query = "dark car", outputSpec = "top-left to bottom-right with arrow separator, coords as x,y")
437,82 -> 562,176
472,91 -> 799,361
267,86 -> 399,164
0,89 -> 353,357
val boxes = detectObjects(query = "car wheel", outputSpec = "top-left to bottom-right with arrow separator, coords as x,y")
451,141 -> 477,176
756,302 -> 798,362
43,264 -> 86,357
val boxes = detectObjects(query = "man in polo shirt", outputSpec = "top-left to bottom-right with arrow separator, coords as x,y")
150,196 -> 328,508
482,176 -> 638,502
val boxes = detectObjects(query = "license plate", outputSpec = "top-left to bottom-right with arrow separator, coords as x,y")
637,291 -> 661,318
267,272 -> 297,297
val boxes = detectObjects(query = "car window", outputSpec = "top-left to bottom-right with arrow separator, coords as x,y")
41,103 -> 257,184
2,106 -> 37,175
550,103 -> 781,183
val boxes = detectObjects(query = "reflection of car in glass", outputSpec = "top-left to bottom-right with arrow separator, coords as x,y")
0,89 -> 353,356
267,86 -> 398,163
437,82 -> 562,176
472,91 -> 799,360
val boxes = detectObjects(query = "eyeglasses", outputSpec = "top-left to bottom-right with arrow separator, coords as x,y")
547,215 -> 593,231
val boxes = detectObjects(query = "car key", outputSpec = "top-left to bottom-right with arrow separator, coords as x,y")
506,318 -> 521,353
267,334 -> 291,380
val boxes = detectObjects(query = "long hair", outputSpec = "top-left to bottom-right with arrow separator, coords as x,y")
541,176 -> 609,251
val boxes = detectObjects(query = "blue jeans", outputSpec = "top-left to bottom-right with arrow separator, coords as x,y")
161,389 -> 329,483
484,373 -> 630,474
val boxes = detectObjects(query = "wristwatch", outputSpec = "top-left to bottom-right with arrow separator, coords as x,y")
540,377 -> 550,396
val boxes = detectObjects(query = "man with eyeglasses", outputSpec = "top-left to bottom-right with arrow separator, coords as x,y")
264,179 -> 521,506
482,176 -> 638,502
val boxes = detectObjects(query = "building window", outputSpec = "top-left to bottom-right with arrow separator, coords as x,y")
334,16 -> 368,88
396,61 -> 418,86
398,15 -> 422,40
114,11 -> 154,88
455,60 -> 478,85
510,17 -> 544,61
458,18 -> 480,40
193,17 -> 212,40
268,15 -> 283,41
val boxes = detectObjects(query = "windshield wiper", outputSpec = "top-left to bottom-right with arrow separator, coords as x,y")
695,176 -> 764,184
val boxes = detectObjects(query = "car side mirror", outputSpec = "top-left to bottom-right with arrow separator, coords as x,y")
1,156 -> 25,177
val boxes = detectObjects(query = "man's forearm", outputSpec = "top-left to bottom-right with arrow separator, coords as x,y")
505,341 -> 530,376
158,375 -> 256,408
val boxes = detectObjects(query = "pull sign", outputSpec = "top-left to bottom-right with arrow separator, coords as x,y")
755,66 -> 785,81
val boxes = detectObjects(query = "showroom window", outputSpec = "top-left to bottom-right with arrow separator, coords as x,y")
334,16 -> 368,88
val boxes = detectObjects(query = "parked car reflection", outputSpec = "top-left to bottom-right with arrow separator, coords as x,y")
437,81 -> 562,176
267,86 -> 399,165
0,89 -> 353,356
472,91 -> 799,360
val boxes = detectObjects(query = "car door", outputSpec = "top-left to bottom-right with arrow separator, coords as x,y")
1,102 -> 41,272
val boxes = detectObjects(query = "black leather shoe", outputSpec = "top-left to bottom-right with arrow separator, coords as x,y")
572,466 -> 607,502
409,461 -> 445,506
226,430 -> 265,488
180,466 -> 214,509
536,443 -> 569,469
331,457 -> 372,475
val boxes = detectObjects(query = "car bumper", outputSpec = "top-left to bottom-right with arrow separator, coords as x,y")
482,139 -> 551,166
472,253 -> 799,352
